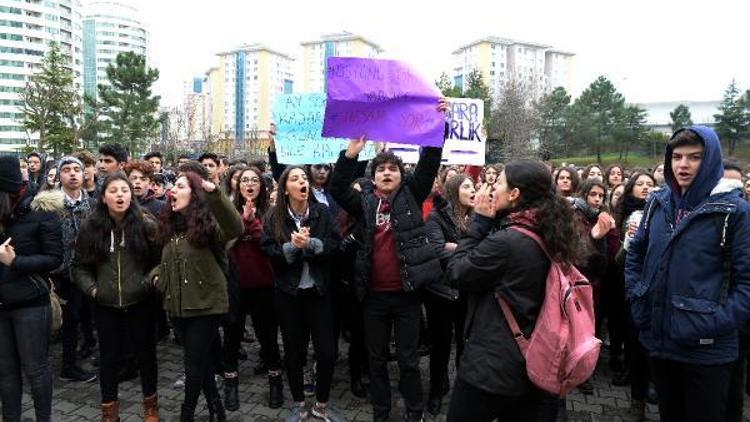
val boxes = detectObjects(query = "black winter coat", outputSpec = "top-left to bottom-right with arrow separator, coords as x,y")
0,190 -> 64,311
424,203 -> 461,301
446,215 -> 549,395
330,148 -> 443,301
261,201 -> 341,296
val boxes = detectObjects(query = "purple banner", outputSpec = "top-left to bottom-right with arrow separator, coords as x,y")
322,57 -> 445,147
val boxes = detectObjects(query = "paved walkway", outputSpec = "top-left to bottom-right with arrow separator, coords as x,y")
15,332 -> 750,421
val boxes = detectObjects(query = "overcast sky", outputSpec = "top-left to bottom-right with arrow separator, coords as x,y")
127,0 -> 749,107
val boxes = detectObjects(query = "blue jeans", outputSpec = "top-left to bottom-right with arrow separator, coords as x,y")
0,305 -> 52,422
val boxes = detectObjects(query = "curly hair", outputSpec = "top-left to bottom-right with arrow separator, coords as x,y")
370,151 -> 405,179
603,164 -> 624,188
124,159 -> 155,181
577,178 -> 608,205
233,166 -> 270,219
222,163 -> 247,197
554,166 -> 580,197
157,171 -> 216,248
77,173 -> 156,264
505,160 -> 583,266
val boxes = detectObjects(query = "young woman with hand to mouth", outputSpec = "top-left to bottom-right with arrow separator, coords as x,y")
221,167 -> 284,411
72,173 -> 162,422
153,171 -> 244,422
423,173 -> 476,415
260,166 -> 345,422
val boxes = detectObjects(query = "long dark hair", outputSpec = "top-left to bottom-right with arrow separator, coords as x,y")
267,166 -> 313,244
554,166 -> 580,197
443,173 -> 473,234
77,173 -> 155,264
577,178 -> 608,211
615,171 -> 655,231
157,171 -> 216,248
233,166 -> 270,219
222,163 -> 247,198
505,160 -> 582,265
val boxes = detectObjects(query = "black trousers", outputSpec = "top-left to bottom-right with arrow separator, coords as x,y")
172,315 -> 222,412
275,288 -> 335,403
626,313 -> 650,400
363,291 -> 423,418
55,275 -> 83,367
338,281 -> 367,381
223,285 -> 281,373
424,292 -> 466,398
446,376 -> 540,422
94,302 -> 157,402
651,357 -> 733,422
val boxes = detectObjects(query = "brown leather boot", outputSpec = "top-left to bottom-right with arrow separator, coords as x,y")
143,394 -> 160,422
101,401 -> 119,422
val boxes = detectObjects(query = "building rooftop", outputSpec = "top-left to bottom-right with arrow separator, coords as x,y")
452,36 -> 553,54
216,43 -> 294,60
300,31 -> 384,52
547,49 -> 576,56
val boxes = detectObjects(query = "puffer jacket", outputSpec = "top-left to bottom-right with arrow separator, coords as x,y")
625,125 -> 750,365
330,147 -> 443,301
0,190 -> 64,311
260,201 -> 340,296
446,215 -> 549,395
424,202 -> 462,301
154,188 -> 243,318
72,217 -> 160,308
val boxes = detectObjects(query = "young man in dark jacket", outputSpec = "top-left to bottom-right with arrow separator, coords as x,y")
625,126 -> 750,422
52,156 -> 98,383
331,135 -> 444,422
125,160 -> 165,217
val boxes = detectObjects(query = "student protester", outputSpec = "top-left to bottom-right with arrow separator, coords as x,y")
154,169 -> 243,422
330,97 -> 447,422
445,160 -> 582,421
261,166 -> 343,422
482,163 -> 502,186
19,157 -> 28,184
144,151 -> 164,174
222,166 -> 283,411
72,173 -> 162,422
73,150 -> 99,200
151,173 -> 168,202
97,144 -> 129,193
571,178 -> 616,394
26,152 -> 44,193
125,160 -> 165,217
222,163 -> 247,201
614,171 -> 656,420
423,173 -> 475,415
50,156 -> 98,384
582,164 -> 603,183
0,155 -> 64,422
605,164 -> 624,190
625,126 -> 750,422
39,165 -> 57,191
199,153 -> 222,185
555,166 -> 580,198
652,163 -> 665,187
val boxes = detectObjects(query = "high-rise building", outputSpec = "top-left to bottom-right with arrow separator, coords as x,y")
214,43 -> 293,149
82,1 -> 148,99
0,0 -> 84,151
300,31 -> 383,93
452,36 -> 575,99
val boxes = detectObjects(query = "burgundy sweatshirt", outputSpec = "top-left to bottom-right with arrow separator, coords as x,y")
370,195 -> 402,292
230,217 -> 275,288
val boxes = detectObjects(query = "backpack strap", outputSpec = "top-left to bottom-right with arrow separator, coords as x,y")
494,225 -> 549,352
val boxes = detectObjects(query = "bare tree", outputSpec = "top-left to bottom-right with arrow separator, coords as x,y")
489,78 -> 540,160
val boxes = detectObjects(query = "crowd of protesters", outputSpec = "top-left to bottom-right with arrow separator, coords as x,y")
2,119 -> 750,422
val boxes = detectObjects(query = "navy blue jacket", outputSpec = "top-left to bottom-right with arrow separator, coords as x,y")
625,125 -> 750,365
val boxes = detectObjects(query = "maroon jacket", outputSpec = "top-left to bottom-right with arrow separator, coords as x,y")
230,217 -> 275,288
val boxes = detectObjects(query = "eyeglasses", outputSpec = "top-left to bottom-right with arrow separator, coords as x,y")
240,177 -> 261,185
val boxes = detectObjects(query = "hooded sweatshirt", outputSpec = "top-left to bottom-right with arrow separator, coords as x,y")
664,125 -> 725,221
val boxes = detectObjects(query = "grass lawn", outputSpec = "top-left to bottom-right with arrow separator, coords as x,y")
550,153 -> 661,169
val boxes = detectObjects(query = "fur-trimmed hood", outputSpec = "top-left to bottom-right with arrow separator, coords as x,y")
30,190 -> 65,213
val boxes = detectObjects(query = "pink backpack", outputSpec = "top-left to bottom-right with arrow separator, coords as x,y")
495,226 -> 601,397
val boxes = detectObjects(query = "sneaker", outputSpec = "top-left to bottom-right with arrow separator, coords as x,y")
285,402 -> 309,422
60,364 -> 97,383
214,374 -> 224,389
303,364 -> 315,397
311,402 -> 345,422
173,373 -> 186,389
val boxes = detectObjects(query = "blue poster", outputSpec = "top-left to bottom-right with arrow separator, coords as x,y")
272,93 -> 376,165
